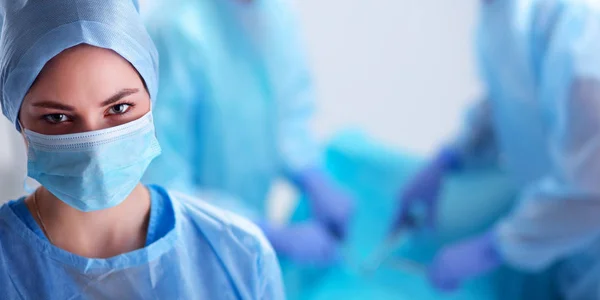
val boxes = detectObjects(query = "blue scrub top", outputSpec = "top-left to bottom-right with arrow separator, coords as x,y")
0,185 -> 285,299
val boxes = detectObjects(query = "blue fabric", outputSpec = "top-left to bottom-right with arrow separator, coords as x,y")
8,185 -> 173,246
454,1 -> 600,298
8,198 -> 45,239
0,185 -> 284,299
145,184 -> 174,246
24,113 -> 161,212
283,131 -> 559,300
142,0 -> 320,218
0,0 -> 159,131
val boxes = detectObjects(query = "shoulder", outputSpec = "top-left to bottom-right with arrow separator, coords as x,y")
0,199 -> 25,252
165,188 -> 284,297
538,0 -> 600,28
163,187 -> 275,259
0,199 -> 22,233
171,190 -> 267,239
526,0 -> 600,79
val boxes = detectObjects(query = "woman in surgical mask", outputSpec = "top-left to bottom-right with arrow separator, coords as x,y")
0,1 -> 283,299
390,0 -> 600,298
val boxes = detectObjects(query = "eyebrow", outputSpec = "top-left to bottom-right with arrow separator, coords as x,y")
32,101 -> 75,111
101,88 -> 140,107
31,88 -> 140,111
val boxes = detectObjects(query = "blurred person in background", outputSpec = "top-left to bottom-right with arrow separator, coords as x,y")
141,0 -> 354,266
391,0 -> 600,298
0,0 -> 283,298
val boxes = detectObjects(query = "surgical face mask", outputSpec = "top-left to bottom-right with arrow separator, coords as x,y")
23,112 -> 161,212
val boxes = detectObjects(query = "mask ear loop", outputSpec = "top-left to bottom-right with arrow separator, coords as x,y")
18,120 -> 39,194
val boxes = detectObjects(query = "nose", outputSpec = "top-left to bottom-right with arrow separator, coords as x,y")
75,114 -> 105,133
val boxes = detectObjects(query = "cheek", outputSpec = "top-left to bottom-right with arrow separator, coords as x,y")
137,94 -> 152,113
141,98 -> 152,113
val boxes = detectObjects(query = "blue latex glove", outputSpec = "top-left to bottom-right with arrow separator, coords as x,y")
259,221 -> 341,266
295,168 -> 355,241
391,147 -> 461,231
428,230 -> 503,292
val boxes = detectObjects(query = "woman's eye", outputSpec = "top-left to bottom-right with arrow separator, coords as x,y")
43,114 -> 69,124
108,103 -> 132,115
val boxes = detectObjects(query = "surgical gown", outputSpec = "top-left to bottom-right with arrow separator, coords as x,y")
0,185 -> 284,299
142,0 -> 319,218
457,0 -> 600,298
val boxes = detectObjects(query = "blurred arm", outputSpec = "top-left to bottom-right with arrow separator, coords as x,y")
449,97 -> 500,169
495,3 -> 600,271
258,0 -> 321,179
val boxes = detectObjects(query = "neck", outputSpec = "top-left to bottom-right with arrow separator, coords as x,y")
26,184 -> 151,258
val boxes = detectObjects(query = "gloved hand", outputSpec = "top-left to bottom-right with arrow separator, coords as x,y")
428,230 -> 502,292
391,147 -> 461,232
295,168 -> 355,241
259,221 -> 341,266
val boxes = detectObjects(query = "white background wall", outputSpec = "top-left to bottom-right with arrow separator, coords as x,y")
0,117 -> 26,201
296,0 -> 483,154
0,0 -> 483,201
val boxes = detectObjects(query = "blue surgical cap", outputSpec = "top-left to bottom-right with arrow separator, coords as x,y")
0,0 -> 159,131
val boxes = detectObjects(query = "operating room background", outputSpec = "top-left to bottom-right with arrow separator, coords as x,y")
0,0 -> 482,202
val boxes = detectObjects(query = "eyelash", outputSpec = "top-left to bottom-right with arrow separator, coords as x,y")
41,102 -> 136,125
42,114 -> 71,125
106,102 -> 135,116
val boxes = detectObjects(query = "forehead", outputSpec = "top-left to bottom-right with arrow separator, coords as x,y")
37,45 -> 139,82
26,45 -> 145,102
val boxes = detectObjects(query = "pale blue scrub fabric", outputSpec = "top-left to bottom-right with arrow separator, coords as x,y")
0,186 -> 284,299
